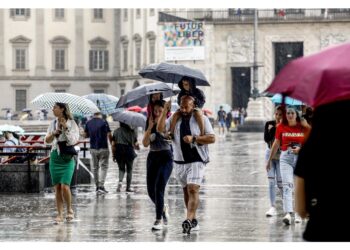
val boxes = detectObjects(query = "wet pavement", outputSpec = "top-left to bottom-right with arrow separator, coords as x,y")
0,131 -> 306,242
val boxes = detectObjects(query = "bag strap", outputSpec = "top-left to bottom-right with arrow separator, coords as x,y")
9,139 -> 18,146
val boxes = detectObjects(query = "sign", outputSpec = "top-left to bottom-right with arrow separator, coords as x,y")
163,22 -> 205,61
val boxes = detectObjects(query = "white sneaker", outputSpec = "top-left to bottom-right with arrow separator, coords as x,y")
265,207 -> 277,217
152,220 -> 162,230
282,213 -> 292,225
295,213 -> 302,223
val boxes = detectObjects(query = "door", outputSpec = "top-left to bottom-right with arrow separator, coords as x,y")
274,42 -> 303,75
231,67 -> 251,109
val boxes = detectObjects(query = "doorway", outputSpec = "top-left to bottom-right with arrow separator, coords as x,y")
231,67 -> 251,109
274,42 -> 303,75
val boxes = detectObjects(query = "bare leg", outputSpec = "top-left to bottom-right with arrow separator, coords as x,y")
54,184 -> 64,222
169,110 -> 181,136
194,109 -> 204,136
183,187 -> 189,209
62,184 -> 74,221
186,184 -> 200,220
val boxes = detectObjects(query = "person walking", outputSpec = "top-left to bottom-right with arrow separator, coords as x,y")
157,95 -> 215,234
45,102 -> 79,223
265,106 -> 310,225
217,106 -> 226,136
142,100 -> 173,230
264,105 -> 283,217
225,109 -> 233,132
112,122 -> 139,193
295,100 -> 350,241
84,111 -> 112,194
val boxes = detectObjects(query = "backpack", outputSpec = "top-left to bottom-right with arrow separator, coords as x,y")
9,139 -> 27,163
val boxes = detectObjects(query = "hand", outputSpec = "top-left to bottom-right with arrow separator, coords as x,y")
53,129 -> 62,137
183,135 -> 193,144
134,143 -> 140,150
59,117 -> 67,129
147,117 -> 154,130
266,161 -> 271,171
291,146 -> 301,154
268,124 -> 273,130
164,100 -> 171,112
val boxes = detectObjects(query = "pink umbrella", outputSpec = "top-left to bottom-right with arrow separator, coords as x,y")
266,42 -> 350,107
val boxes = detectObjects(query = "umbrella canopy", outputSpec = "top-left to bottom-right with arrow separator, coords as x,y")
266,42 -> 350,107
82,93 -> 119,115
22,108 -> 32,112
139,62 -> 210,86
0,124 -> 25,134
270,94 -> 303,106
111,110 -> 146,128
31,92 -> 100,115
116,82 -> 180,108
127,106 -> 142,112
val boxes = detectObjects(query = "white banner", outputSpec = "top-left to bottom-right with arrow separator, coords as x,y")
164,46 -> 205,61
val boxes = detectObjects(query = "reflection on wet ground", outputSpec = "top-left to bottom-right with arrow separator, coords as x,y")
0,132 -> 306,241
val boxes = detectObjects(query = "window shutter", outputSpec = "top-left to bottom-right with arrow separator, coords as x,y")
89,50 -> 93,70
25,9 -> 30,17
104,51 -> 109,71
10,9 -> 15,17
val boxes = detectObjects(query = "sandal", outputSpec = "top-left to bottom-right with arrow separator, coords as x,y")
66,210 -> 74,222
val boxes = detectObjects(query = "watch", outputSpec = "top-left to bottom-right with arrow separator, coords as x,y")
192,136 -> 197,143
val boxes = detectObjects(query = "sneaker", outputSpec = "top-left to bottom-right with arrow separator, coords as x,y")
116,182 -> 122,192
265,207 -> 277,217
126,188 -> 134,193
295,213 -> 302,223
152,220 -> 162,230
191,219 -> 200,231
99,186 -> 109,194
282,213 -> 292,225
182,219 -> 192,234
162,204 -> 169,225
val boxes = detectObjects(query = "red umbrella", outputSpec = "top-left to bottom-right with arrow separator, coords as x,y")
202,108 -> 213,116
266,42 -> 350,107
127,105 -> 142,112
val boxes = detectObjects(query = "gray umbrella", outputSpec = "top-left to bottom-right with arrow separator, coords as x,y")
111,110 -> 146,128
116,82 -> 180,108
139,62 -> 210,86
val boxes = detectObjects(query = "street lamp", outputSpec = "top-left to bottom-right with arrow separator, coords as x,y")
251,8 -> 259,100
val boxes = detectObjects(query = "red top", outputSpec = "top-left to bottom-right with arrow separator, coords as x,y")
275,123 -> 307,151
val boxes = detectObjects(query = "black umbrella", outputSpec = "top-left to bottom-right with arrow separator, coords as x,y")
116,82 -> 180,108
139,62 -> 210,86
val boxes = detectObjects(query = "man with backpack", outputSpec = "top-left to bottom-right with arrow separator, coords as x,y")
2,131 -> 27,163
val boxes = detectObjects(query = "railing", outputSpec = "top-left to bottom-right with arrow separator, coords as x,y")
159,9 -> 350,23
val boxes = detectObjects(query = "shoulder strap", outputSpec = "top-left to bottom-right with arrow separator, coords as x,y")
9,139 -> 18,146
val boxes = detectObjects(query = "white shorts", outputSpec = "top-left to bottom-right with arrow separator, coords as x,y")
174,161 -> 206,188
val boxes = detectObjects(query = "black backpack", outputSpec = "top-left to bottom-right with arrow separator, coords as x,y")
9,139 -> 27,163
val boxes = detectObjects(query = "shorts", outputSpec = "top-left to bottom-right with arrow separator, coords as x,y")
218,120 -> 225,127
174,161 -> 205,188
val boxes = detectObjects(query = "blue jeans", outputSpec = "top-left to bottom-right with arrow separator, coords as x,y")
146,150 -> 173,220
265,148 -> 282,207
280,150 -> 298,213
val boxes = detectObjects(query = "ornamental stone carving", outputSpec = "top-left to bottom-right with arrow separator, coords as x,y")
227,35 -> 253,62
320,33 -> 347,48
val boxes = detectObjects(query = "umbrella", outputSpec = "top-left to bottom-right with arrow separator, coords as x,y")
22,108 -> 32,112
127,106 -> 142,112
31,92 -> 100,115
271,94 -> 303,106
266,42 -> 350,107
139,62 -> 210,86
82,93 -> 119,115
0,124 -> 25,134
116,82 -> 180,108
202,108 -> 213,115
111,110 -> 146,128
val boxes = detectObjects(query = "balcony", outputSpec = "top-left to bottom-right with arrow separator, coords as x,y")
159,9 -> 350,24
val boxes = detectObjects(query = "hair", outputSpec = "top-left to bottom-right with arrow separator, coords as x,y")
281,105 -> 301,125
153,100 -> 164,108
180,95 -> 195,106
149,93 -> 164,103
55,102 -> 73,120
178,76 -> 195,90
120,122 -> 131,130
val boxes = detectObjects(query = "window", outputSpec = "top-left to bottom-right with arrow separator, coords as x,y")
123,46 -> 128,71
149,9 -> 155,16
120,84 -> 126,96
149,41 -> 155,64
93,9 -> 103,20
15,89 -> 26,111
135,46 -> 141,70
94,89 -> 105,93
136,9 -> 141,18
54,9 -> 65,20
50,36 -> 70,71
89,50 -> 109,71
54,49 -> 65,70
54,89 -> 66,93
15,49 -> 26,70
10,9 -> 30,20
124,9 -> 128,21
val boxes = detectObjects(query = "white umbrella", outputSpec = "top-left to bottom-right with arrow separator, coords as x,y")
0,124 -> 25,134
82,93 -> 119,115
31,92 -> 100,115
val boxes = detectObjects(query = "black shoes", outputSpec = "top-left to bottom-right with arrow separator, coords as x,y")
96,186 -> 108,194
182,219 -> 192,234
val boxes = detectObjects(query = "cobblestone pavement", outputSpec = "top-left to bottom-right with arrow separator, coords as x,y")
0,132 -> 306,242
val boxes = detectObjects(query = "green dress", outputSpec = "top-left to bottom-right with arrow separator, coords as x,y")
49,149 -> 75,186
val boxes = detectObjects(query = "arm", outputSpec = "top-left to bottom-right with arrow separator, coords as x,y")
156,100 -> 171,133
295,176 -> 308,218
62,119 -> 79,145
107,132 -> 113,145
45,121 -> 55,144
142,118 -> 154,147
264,121 -> 275,144
183,134 -> 215,145
265,139 -> 280,171
194,88 -> 206,108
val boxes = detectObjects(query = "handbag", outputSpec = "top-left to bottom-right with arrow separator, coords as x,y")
57,141 -> 77,156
